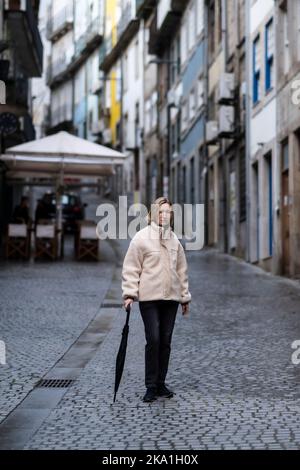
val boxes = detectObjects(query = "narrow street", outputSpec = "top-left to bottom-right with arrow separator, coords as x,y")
1,234 -> 300,450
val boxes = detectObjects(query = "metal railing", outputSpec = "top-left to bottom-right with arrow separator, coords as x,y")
117,3 -> 134,39
46,4 -> 73,41
51,104 -> 72,127
46,56 -> 70,84
75,16 -> 103,57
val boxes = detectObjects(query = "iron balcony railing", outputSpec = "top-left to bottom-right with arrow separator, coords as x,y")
46,3 -> 74,41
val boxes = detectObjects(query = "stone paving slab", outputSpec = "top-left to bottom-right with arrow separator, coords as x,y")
20,247 -> 300,450
0,238 -> 116,424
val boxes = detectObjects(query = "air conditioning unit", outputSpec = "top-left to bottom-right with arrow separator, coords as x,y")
206,121 -> 219,144
218,73 -> 234,104
219,105 -> 235,137
103,128 -> 112,144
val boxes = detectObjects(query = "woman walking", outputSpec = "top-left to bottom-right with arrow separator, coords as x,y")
122,197 -> 191,403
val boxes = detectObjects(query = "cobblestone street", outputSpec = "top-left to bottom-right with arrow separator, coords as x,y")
1,235 -> 300,450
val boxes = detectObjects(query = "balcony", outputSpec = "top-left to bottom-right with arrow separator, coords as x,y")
136,0 -> 157,19
51,104 -> 72,128
4,0 -> 43,77
100,4 -> 139,72
149,0 -> 189,54
99,35 -> 112,67
75,16 -> 104,59
46,4 -> 74,42
46,56 -> 72,88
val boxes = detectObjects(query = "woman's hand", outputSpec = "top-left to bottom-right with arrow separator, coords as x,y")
124,298 -> 134,310
182,303 -> 189,316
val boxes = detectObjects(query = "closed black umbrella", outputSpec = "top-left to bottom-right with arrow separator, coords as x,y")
113,303 -> 131,403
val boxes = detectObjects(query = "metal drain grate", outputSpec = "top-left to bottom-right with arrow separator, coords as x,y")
35,379 -> 75,388
101,302 -> 123,308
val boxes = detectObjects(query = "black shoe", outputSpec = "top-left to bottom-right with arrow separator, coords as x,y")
143,387 -> 157,402
157,384 -> 174,398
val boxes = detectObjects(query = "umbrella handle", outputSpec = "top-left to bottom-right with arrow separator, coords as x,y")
125,304 -> 131,326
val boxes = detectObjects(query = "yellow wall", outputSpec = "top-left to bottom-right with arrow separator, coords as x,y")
105,0 -> 121,146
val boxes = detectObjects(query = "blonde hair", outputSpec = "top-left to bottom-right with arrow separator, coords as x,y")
146,197 -> 174,230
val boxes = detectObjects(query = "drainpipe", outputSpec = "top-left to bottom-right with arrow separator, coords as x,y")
221,0 -> 228,252
245,0 -> 251,262
203,0 -> 209,246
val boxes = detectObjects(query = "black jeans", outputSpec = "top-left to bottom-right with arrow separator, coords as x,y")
139,299 -> 179,389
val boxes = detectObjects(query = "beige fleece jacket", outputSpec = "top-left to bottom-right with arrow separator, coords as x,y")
122,221 -> 191,304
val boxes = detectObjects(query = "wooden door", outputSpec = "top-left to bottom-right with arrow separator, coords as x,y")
281,170 -> 290,275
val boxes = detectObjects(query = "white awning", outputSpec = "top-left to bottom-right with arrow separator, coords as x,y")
0,131 -> 126,179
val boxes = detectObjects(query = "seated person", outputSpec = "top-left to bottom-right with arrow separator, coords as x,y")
12,196 -> 30,225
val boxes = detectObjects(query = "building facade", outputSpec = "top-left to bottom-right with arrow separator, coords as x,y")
100,0 -> 145,204
276,0 -> 300,277
46,0 -> 104,139
0,0 -> 43,235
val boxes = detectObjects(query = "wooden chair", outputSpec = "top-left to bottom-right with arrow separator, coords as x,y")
34,221 -> 58,261
75,221 -> 99,261
5,223 -> 31,260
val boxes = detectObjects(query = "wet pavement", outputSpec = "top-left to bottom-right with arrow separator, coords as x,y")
1,222 -> 300,449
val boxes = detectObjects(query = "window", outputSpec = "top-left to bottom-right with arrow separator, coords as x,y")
297,0 -> 300,61
190,157 -> 195,204
282,140 -> 289,171
151,91 -> 158,129
171,113 -> 181,158
116,63 -> 121,101
196,0 -> 204,36
265,152 -> 273,257
197,77 -> 204,109
171,123 -> 176,156
239,148 -> 246,222
189,88 -> 196,120
176,35 -> 181,76
265,19 -> 274,92
182,166 -> 186,203
176,113 -> 181,155
135,39 -> 139,79
208,89 -> 216,120
172,167 -> 176,202
177,161 -> 181,203
208,0 -> 215,56
145,99 -> 151,134
253,35 -> 260,104
181,20 -> 187,65
170,42 -> 176,85
188,3 -> 196,51
217,0 -> 222,45
283,8 -> 289,75
170,36 -> 180,86
182,100 -> 188,131
123,53 -> 128,91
